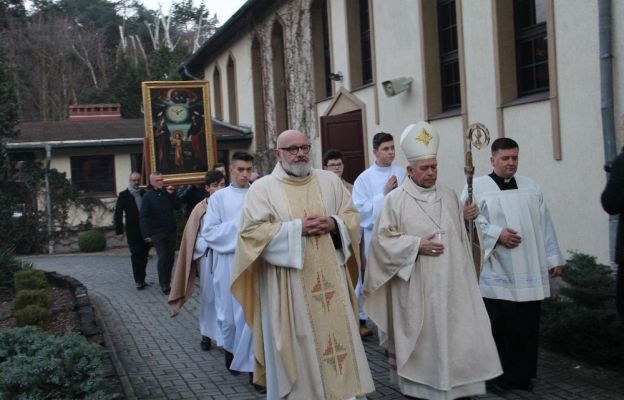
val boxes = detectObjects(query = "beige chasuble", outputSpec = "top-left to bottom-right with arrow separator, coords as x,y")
231,163 -> 374,400
364,178 -> 501,398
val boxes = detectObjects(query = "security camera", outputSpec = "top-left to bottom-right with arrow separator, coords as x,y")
328,71 -> 343,82
382,77 -> 413,97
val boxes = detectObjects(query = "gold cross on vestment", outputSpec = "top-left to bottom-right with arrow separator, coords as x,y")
416,128 -> 433,146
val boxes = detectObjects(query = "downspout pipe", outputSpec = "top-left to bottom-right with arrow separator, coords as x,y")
44,144 -> 54,254
599,0 -> 617,268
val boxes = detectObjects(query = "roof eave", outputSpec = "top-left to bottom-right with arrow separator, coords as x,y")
6,138 -> 144,150
179,0 -> 279,77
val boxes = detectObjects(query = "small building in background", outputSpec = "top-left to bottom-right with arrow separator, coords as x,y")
6,103 -> 252,233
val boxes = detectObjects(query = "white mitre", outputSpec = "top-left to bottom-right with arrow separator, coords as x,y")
400,121 -> 440,162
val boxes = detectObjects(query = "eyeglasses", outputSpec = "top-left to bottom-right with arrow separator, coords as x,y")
279,144 -> 312,155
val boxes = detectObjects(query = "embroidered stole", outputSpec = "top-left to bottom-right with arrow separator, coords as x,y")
280,175 -> 361,400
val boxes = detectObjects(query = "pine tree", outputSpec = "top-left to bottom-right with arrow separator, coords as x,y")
0,37 -> 27,252
0,37 -> 19,178
110,52 -> 145,118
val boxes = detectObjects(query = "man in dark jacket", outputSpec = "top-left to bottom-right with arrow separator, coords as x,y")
114,172 -> 150,290
140,171 -> 181,294
601,147 -> 624,323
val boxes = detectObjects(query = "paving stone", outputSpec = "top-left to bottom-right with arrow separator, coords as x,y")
26,253 -> 624,400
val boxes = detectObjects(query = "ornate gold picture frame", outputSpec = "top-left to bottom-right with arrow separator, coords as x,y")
141,81 -> 215,185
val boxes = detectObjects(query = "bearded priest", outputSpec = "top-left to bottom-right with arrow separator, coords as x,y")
231,130 -> 374,400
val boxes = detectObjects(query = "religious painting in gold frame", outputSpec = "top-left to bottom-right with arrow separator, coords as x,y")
141,81 -> 215,186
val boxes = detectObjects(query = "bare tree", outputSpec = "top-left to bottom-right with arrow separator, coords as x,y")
10,15 -> 112,120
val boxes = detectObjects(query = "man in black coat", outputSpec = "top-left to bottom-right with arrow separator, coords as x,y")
601,148 -> 624,323
114,172 -> 150,290
140,171 -> 181,294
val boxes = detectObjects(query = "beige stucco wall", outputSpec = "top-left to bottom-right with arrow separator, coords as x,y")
364,0 -> 612,263
191,0 -> 621,263
47,146 -> 141,228
203,59 -> 256,163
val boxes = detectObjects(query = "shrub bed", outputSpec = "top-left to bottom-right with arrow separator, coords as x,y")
11,288 -> 52,311
0,326 -> 109,399
541,252 -> 623,368
13,269 -> 48,291
12,304 -> 51,329
0,247 -> 32,289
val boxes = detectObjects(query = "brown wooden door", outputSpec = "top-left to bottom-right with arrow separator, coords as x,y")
320,110 -> 365,184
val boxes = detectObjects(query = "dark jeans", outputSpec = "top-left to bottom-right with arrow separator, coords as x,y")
152,232 -> 176,287
484,298 -> 541,387
128,240 -> 150,284
617,265 -> 624,323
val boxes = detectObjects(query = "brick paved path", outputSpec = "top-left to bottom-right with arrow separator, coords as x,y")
26,253 -> 624,400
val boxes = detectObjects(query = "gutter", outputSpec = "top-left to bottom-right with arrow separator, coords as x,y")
213,119 -> 252,134
6,138 -> 144,150
7,125 -> 252,150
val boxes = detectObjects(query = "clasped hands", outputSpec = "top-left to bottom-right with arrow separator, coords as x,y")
302,214 -> 335,236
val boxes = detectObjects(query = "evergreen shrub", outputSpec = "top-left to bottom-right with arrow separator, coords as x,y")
12,304 -> 51,329
11,289 -> 52,312
78,230 -> 106,252
0,247 -> 30,289
13,268 -> 48,291
0,326 -> 108,399
541,252 -> 623,367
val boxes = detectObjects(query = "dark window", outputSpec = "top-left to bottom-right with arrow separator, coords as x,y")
213,67 -> 223,120
437,0 -> 460,111
70,155 -> 115,195
130,153 -> 143,174
359,0 -> 372,85
514,0 -> 548,96
321,0 -> 332,97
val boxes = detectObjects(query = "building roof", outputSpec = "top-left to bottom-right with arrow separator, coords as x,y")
12,119 -> 144,143
180,0 -> 280,77
7,118 -> 252,150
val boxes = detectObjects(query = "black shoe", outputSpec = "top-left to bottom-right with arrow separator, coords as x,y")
225,351 -> 239,375
508,381 -> 534,391
200,336 -> 212,351
135,281 -> 148,290
249,373 -> 265,393
161,285 -> 171,295
487,377 -> 508,393
487,377 -> 533,393
359,320 -> 373,338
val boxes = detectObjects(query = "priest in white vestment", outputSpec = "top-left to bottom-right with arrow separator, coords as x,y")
231,130 -> 374,400
198,152 -> 256,375
364,122 -> 502,400
461,137 -> 563,390
352,132 -> 405,335
169,171 -> 226,351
